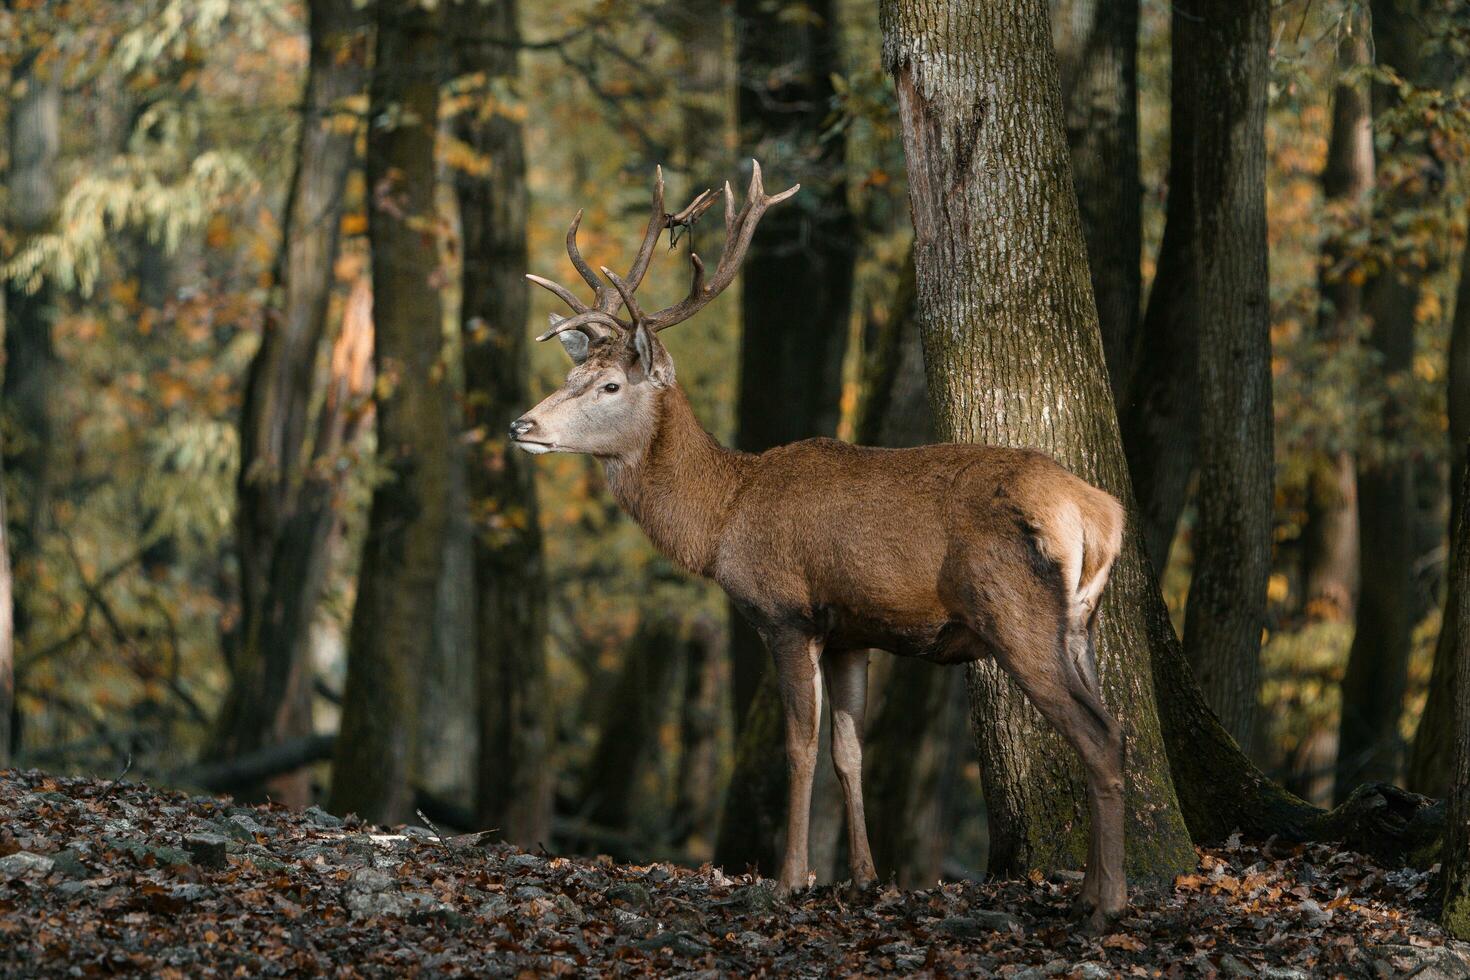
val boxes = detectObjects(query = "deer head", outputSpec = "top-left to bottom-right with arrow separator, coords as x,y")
509,161 -> 799,458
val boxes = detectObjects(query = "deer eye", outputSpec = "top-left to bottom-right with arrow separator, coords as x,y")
602,383 -> 620,393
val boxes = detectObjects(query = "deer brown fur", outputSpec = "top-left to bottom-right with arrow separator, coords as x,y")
511,163 -> 1130,930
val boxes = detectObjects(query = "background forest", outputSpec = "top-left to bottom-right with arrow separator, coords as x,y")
1,0 -> 1469,900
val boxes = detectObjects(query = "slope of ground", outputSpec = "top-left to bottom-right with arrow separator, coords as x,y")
1,768 -> 1467,977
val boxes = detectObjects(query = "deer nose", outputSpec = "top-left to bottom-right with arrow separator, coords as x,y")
508,417 -> 536,441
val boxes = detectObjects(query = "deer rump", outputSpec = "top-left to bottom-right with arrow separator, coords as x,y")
714,438 -> 1124,672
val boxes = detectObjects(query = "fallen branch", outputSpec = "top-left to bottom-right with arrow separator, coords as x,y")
171,734 -> 337,792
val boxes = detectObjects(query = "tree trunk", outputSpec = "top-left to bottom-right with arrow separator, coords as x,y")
450,0 -> 554,848
3,53 -> 60,652
1179,0 -> 1272,752
881,0 -> 1195,880
210,0 -> 369,807
1439,460 -> 1470,937
672,614 -> 724,852
666,0 -> 730,175
1408,207 -> 1470,797
330,0 -> 452,824
714,0 -> 856,873
1118,1 -> 1201,574
0,326 -> 11,767
1050,0 -> 1141,402
578,615 -> 682,844
1298,32 -> 1372,625
1335,0 -> 1434,802
728,0 -> 856,735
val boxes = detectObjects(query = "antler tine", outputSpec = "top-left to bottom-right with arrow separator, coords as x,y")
526,273 -> 591,314
599,265 -> 646,325
644,159 -> 799,333
535,309 -> 628,343
669,187 -> 718,228
619,165 -> 668,300
565,210 -> 606,295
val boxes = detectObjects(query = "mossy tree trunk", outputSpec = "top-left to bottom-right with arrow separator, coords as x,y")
1050,0 -> 1141,402
1439,459 -> 1470,937
880,0 -> 1195,881
1178,0 -> 1272,753
449,0 -> 554,849
210,0 -> 369,807
330,0 -> 453,824
1409,207 -> 1470,797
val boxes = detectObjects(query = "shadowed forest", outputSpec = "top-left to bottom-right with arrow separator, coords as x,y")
4,0 -> 1470,972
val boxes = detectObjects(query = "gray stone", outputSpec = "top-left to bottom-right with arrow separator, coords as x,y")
1073,964 -> 1112,980
48,848 -> 87,879
1370,943 -> 1470,980
633,931 -> 708,957
723,882 -> 777,913
506,853 -> 543,870
105,838 -> 189,867
1295,898 -> 1331,927
0,851 -> 55,879
1258,968 -> 1310,980
184,833 -> 230,869
607,881 -> 653,912
936,911 -> 1023,938
303,805 -> 343,829
1219,952 -> 1257,977
347,867 -> 395,893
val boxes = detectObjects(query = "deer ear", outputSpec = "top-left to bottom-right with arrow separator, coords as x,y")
551,314 -> 590,364
632,323 -> 675,388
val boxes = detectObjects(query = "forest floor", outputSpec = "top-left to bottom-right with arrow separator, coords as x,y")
1,769 -> 1468,978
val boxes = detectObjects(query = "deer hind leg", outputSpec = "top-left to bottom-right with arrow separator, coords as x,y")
951,545 -> 1126,931
822,649 -> 877,888
768,630 -> 824,896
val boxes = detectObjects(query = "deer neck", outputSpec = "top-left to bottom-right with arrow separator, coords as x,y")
603,384 -> 750,577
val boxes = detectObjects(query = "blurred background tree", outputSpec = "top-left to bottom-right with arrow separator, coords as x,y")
2,0 -> 1469,889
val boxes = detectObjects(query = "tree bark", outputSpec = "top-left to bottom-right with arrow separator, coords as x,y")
3,52 -> 60,654
1179,0 -> 1272,752
728,0 -> 856,735
1117,0 -> 1201,574
1408,208 -> 1470,797
673,614 -> 724,851
1050,0 -> 1141,402
880,0 -> 1195,880
1335,0 -> 1434,802
210,0 -> 369,807
330,0 -> 453,824
0,333 -> 10,766
450,0 -> 554,848
1298,30 -> 1372,625
1439,459 -> 1470,938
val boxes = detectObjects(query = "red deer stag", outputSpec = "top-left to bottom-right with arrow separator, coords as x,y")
511,162 -> 1128,929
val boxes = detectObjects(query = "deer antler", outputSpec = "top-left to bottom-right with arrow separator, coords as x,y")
527,161 -> 798,344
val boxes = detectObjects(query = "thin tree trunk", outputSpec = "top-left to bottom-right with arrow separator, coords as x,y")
578,615 -> 682,843
1050,0 -> 1141,401
0,324 -> 11,766
1118,1 -> 1201,574
880,0 -> 1195,880
728,0 -> 856,735
330,0 -> 452,824
1335,0 -> 1434,802
666,0 -> 730,175
1439,459 -> 1470,937
673,614 -> 724,851
1298,32 -> 1372,624
1179,0 -> 1272,752
715,0 -> 856,874
3,52 -> 60,653
452,0 -> 552,846
1408,207 -> 1470,797
210,0 -> 369,807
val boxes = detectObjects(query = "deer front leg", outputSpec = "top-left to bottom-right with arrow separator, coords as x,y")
823,649 -> 877,888
771,634 -> 824,896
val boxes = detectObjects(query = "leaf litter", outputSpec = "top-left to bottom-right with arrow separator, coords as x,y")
2,769 -> 1468,977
